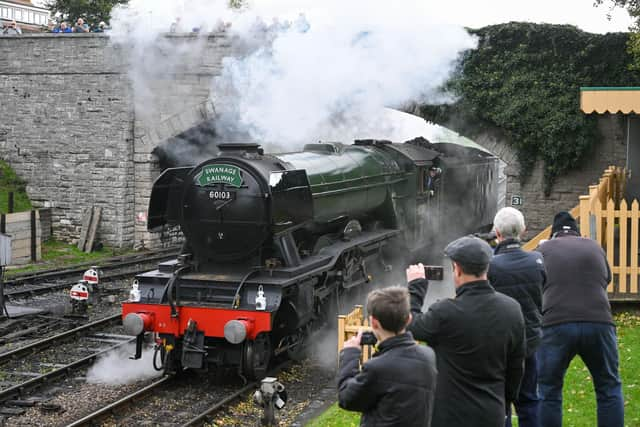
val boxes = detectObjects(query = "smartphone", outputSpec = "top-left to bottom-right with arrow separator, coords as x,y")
424,265 -> 444,281
360,331 -> 378,346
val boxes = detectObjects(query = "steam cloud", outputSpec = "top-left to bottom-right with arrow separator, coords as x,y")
110,0 -> 477,155
86,345 -> 161,386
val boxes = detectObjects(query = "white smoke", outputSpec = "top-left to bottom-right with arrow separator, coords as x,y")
110,0 -> 476,150
86,344 -> 162,386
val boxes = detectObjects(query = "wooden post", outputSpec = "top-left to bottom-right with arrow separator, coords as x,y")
84,206 -> 102,253
619,200 -> 628,294
579,195 -> 590,238
30,210 -> 36,262
606,199 -> 615,293
596,197 -> 603,247
631,200 -> 639,295
7,192 -> 13,214
337,314 -> 346,358
78,207 -> 93,251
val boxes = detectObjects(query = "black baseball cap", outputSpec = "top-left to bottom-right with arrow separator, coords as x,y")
444,235 -> 493,266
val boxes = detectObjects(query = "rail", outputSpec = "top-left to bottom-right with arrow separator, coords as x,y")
0,335 -> 134,404
3,246 -> 179,285
66,375 -> 172,427
0,314 -> 120,363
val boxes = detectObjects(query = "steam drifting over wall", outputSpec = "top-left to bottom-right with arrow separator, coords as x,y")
112,0 -> 477,154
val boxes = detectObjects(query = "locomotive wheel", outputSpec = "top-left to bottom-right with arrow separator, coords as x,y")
243,333 -> 271,379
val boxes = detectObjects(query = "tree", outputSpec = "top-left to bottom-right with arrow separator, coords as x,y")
595,0 -> 640,68
46,0 -> 129,27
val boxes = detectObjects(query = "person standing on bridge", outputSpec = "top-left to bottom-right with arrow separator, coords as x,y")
407,236 -> 526,427
2,20 -> 21,35
537,211 -> 623,427
489,207 -> 546,427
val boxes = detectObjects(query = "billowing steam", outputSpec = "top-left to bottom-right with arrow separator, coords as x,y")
86,345 -> 161,386
110,0 -> 476,155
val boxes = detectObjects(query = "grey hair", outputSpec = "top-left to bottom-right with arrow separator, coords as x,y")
493,207 -> 526,240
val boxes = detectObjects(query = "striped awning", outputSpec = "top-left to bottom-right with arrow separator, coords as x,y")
581,87 -> 640,114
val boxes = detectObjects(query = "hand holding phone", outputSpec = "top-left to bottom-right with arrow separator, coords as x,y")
424,265 -> 444,281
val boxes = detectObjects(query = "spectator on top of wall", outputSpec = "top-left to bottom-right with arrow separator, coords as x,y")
73,18 -> 90,33
92,21 -> 107,33
169,17 -> 182,33
3,20 -> 22,35
53,22 -> 72,33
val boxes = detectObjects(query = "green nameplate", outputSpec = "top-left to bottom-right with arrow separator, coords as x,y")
195,164 -> 243,187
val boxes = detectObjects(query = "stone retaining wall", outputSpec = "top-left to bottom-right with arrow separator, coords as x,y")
0,33 -> 232,249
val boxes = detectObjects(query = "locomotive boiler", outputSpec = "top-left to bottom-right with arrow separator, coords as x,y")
122,138 -> 499,378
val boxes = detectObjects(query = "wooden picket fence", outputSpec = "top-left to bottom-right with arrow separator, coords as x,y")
337,305 -> 374,362
524,166 -> 640,300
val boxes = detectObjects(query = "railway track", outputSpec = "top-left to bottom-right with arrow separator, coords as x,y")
3,266 -> 154,301
0,327 -> 133,414
0,314 -> 120,362
65,362 -> 292,427
3,247 -> 179,288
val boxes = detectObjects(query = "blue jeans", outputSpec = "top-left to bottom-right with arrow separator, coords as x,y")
506,352 -> 540,427
538,322 -> 624,427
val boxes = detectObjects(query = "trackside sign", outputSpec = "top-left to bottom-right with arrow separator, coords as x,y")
195,164 -> 243,187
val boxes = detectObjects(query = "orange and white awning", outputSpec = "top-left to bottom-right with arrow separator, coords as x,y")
581,87 -> 640,114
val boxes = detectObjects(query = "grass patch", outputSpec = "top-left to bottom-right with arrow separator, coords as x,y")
307,403 -> 357,427
0,160 -> 32,214
309,313 -> 640,427
5,239 -> 136,276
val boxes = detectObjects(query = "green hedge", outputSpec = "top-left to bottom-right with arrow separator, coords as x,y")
418,23 -> 640,193
0,160 -> 32,214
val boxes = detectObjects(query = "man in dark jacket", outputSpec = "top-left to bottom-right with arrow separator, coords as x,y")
537,212 -> 623,427
489,207 -> 546,427
407,236 -> 526,427
338,286 -> 437,427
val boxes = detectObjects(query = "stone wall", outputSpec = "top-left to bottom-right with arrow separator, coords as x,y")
480,114 -> 627,238
0,33 -> 232,249
0,34 -> 135,247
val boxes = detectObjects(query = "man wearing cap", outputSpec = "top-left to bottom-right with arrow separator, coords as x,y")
537,211 -> 623,427
406,236 -> 526,427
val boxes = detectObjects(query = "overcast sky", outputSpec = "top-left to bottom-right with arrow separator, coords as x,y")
34,0 -> 634,34
441,0 -> 633,34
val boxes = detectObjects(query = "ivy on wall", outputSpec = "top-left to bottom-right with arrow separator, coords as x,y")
418,23 -> 640,194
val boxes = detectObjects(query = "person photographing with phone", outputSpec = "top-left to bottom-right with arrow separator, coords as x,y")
338,286 -> 437,426
406,236 -> 526,427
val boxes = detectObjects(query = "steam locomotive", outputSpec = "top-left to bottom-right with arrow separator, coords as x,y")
122,138 -> 499,378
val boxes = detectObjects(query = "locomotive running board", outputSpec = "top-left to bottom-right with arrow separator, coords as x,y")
229,228 -> 400,287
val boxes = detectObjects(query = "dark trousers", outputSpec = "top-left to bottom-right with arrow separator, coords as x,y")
506,352 -> 540,427
538,322 -> 624,427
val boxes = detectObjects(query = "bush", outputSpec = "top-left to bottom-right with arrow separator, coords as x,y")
419,23 -> 640,193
